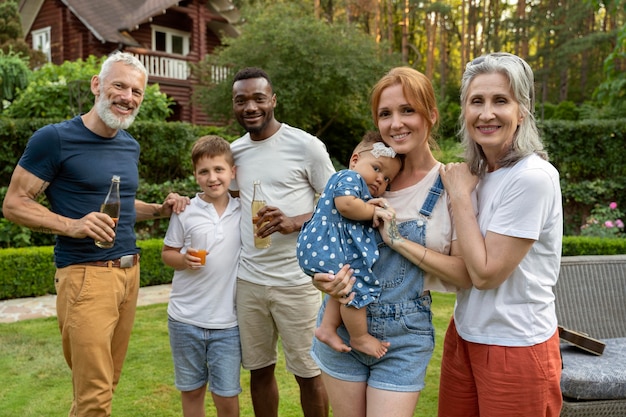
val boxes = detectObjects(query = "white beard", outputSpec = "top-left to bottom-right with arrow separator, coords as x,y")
95,95 -> 139,130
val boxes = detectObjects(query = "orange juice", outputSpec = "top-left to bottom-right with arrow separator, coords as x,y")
188,249 -> 207,265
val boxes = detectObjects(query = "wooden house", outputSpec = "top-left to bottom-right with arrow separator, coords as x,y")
18,0 -> 240,125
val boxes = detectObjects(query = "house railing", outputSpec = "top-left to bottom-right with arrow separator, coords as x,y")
129,49 -> 231,83
134,53 -> 190,80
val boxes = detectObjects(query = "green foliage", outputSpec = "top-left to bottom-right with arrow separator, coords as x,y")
540,119 -> 626,233
192,2 -> 401,164
433,138 -> 464,163
136,239 -> 175,287
3,56 -> 174,120
538,102 -> 557,120
134,177 -> 199,240
127,121 -> 235,184
0,0 -> 44,68
594,22 -> 626,111
437,96 -> 462,143
0,246 -> 56,299
0,240 -> 175,300
579,202 -> 625,238
0,50 -> 30,103
562,235 -> 626,256
0,0 -> 22,43
577,101 -> 624,121
552,101 -> 579,121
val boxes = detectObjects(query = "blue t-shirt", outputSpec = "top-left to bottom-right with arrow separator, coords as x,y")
18,116 -> 140,267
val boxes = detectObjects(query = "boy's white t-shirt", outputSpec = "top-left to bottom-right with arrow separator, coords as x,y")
164,194 -> 241,329
454,154 -> 563,346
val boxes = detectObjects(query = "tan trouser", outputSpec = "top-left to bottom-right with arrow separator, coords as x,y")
55,263 -> 140,417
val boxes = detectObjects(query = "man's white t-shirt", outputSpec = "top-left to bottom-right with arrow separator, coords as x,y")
230,123 -> 335,287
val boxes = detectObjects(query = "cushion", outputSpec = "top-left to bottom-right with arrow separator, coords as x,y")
560,337 -> 626,400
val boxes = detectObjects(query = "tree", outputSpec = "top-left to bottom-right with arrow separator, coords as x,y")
595,22 -> 626,111
0,50 -> 30,104
0,0 -> 46,69
193,2 -> 400,164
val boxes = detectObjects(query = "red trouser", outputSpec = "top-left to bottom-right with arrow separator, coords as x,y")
55,263 -> 140,417
438,318 -> 562,417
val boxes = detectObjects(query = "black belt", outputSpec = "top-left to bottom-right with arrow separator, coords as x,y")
79,254 -> 140,268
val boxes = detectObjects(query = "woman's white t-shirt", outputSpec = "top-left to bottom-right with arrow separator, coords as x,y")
454,154 -> 563,346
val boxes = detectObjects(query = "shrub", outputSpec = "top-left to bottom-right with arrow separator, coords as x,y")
0,239 -> 174,300
579,202 -> 625,238
562,236 -> 626,256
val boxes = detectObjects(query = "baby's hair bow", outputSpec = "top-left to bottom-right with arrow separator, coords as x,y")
371,142 -> 397,158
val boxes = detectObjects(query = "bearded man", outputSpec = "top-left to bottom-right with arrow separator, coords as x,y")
2,52 -> 189,417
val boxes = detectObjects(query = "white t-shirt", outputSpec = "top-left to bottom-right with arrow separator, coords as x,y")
454,154 -> 563,346
164,194 -> 241,329
384,163 -> 458,293
230,123 -> 335,287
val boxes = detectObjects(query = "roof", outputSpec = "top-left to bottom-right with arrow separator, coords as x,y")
19,0 -> 240,45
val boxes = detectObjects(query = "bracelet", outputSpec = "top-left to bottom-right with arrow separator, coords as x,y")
417,248 -> 427,267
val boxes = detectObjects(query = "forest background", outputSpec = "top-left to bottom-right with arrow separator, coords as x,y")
1,0 -> 625,247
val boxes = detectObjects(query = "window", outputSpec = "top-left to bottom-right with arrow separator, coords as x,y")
32,27 -> 51,62
151,25 -> 189,56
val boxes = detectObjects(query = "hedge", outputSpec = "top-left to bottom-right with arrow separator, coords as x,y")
0,239 -> 174,300
1,236 -> 624,301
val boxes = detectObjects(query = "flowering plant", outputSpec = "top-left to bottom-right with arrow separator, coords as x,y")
580,202 -> 625,238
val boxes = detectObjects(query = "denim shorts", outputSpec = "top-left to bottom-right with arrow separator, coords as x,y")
310,293 -> 434,392
168,316 -> 242,397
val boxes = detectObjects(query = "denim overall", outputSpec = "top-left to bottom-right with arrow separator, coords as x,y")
311,175 -> 444,392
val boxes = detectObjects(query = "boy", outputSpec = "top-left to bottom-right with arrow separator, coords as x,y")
162,135 -> 242,417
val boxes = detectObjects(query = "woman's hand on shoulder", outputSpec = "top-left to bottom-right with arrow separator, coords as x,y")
312,265 -> 356,305
439,162 -> 478,199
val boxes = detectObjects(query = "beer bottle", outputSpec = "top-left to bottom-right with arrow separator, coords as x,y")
95,175 -> 121,248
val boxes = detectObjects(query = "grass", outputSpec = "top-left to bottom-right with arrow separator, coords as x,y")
0,292 -> 455,417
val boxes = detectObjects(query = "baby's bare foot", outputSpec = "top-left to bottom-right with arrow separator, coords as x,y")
315,326 -> 351,353
350,334 -> 390,359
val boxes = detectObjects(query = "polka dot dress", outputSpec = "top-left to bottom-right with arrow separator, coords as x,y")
297,170 -> 381,308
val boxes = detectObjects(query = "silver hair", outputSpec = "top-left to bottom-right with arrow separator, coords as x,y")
99,51 -> 148,88
459,52 -> 547,177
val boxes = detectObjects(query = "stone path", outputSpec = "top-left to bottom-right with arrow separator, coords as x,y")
0,284 -> 171,323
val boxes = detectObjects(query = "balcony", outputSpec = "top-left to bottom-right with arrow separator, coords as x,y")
133,53 -> 190,80
129,49 -> 231,83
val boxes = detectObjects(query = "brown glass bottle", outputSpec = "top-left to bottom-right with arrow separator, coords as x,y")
95,175 -> 121,248
251,180 -> 271,249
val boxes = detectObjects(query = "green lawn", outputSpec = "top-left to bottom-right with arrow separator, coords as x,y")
0,292 -> 455,417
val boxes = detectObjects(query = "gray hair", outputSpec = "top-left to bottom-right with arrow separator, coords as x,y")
459,52 -> 547,177
99,51 -> 148,88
